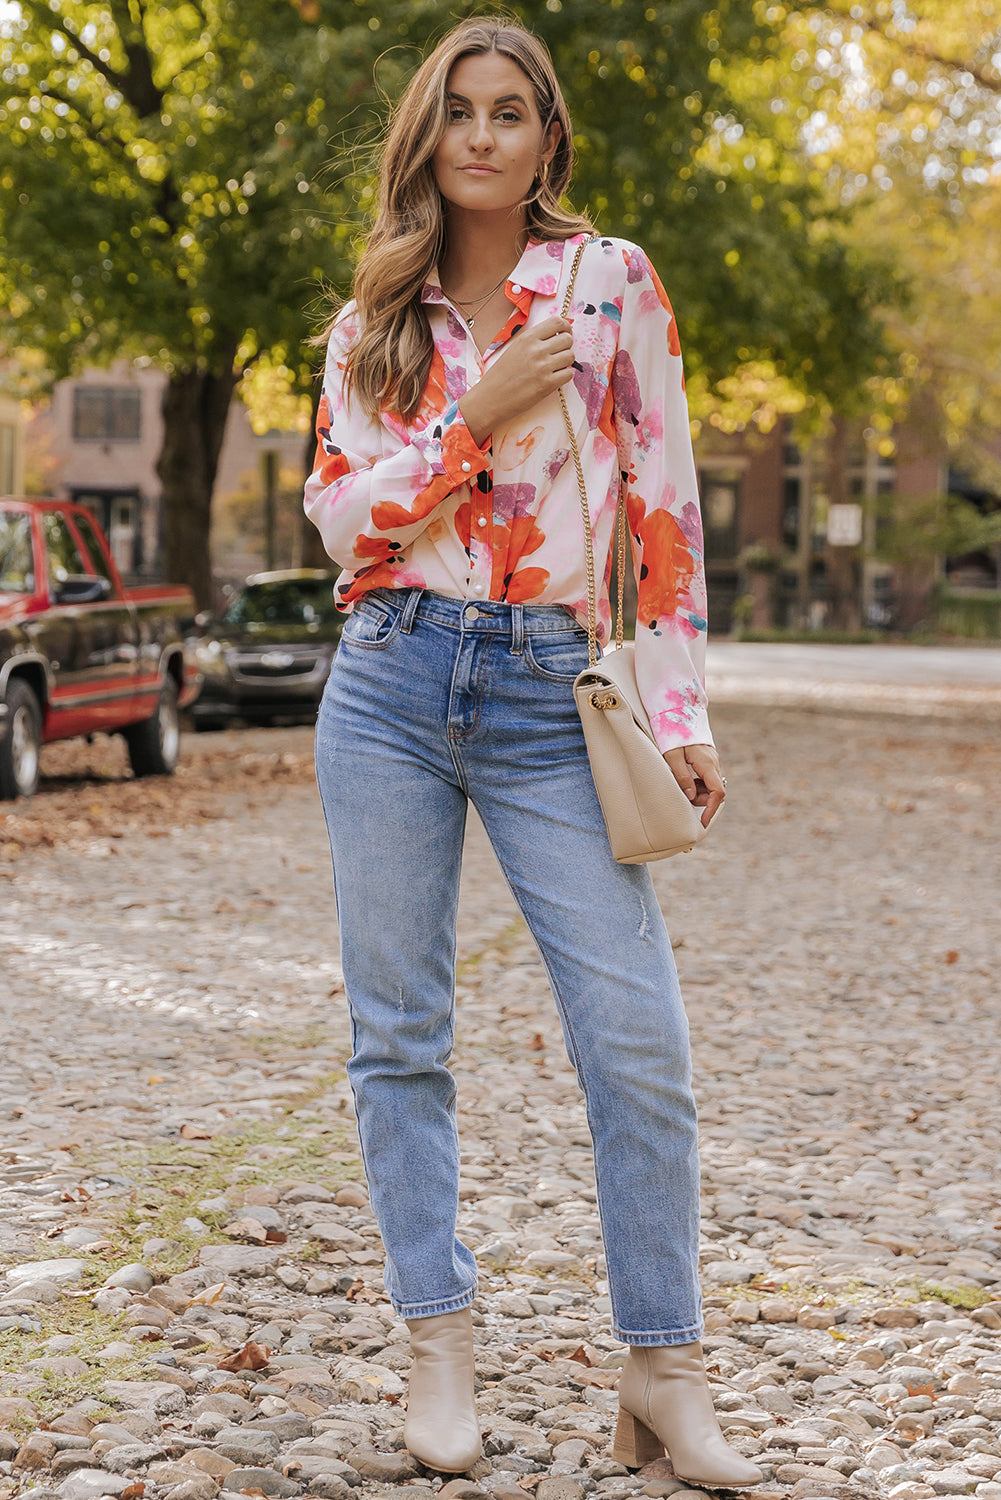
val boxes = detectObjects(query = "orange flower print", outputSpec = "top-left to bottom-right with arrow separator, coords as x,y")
635,510 -> 698,626
505,567 -> 550,602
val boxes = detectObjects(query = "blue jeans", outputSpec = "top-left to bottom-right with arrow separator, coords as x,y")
314,588 -> 702,1345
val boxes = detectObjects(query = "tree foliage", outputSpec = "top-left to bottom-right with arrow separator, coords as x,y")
0,0 -> 913,599
772,1 -> 1001,481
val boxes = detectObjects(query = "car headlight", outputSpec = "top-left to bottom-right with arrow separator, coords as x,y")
194,640 -> 225,668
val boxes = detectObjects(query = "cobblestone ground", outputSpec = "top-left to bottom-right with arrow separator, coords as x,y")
1,699 -> 999,1500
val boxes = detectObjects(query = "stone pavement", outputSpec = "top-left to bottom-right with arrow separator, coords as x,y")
1,699 -> 1000,1500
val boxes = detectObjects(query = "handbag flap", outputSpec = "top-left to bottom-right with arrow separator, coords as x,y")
575,643 -> 658,747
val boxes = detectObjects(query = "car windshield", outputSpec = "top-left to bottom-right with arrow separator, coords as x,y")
222,578 -> 340,627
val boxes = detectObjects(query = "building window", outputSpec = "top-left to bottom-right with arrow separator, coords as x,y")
72,387 -> 141,443
701,477 -> 740,561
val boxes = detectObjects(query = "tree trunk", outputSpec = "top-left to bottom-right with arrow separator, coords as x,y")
262,449 -> 278,573
299,377 -> 329,570
157,357 -> 239,609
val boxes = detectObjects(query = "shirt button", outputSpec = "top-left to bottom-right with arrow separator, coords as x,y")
464,606 -> 480,624
511,283 -> 521,294
473,581 -> 485,594
477,516 -> 487,527
461,461 -> 472,473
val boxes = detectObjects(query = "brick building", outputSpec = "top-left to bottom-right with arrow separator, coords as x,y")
18,364 -> 997,632
26,362 -> 306,594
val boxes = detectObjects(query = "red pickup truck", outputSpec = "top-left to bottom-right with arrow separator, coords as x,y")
0,497 -> 200,799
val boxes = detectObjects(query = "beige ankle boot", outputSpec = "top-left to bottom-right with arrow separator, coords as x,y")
404,1309 -> 481,1472
613,1342 -> 763,1488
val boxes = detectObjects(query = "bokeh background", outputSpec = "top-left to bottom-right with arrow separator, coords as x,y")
1,0 -> 999,636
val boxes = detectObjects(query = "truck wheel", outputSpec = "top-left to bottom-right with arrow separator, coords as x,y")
0,678 -> 42,800
125,676 -> 180,778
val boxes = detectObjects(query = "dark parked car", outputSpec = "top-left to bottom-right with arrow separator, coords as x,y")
189,569 -> 342,730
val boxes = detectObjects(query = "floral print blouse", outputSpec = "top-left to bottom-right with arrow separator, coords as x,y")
304,232 -> 712,750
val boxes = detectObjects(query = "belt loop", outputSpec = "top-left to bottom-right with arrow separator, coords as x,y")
511,603 -> 524,655
400,588 -> 423,634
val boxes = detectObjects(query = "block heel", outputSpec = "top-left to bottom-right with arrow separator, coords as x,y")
614,1343 -> 763,1488
611,1408 -> 666,1467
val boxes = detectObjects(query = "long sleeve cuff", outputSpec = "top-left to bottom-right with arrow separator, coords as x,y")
412,400 -> 492,487
649,697 -> 714,753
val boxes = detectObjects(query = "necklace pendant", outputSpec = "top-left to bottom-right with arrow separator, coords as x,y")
467,315 -> 475,328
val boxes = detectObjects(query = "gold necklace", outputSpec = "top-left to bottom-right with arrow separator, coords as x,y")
444,271 -> 510,328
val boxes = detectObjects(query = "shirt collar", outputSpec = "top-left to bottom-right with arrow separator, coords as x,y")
421,233 -> 587,305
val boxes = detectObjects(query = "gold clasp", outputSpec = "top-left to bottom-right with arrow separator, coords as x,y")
589,690 -> 619,711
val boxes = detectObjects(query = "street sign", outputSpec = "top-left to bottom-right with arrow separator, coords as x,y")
827,502 -> 863,547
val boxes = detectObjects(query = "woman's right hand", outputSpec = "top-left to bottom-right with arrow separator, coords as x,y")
458,316 -> 575,447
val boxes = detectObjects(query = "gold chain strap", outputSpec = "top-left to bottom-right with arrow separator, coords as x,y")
557,236 -> 625,667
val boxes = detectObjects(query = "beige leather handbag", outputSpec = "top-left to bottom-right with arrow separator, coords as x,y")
558,237 -> 713,863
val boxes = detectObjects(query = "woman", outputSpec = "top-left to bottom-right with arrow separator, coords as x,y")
305,16 -> 760,1490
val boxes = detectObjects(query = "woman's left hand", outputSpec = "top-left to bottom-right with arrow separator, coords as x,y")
663,744 -> 726,828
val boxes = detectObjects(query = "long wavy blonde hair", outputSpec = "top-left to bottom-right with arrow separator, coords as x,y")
336,16 -> 593,422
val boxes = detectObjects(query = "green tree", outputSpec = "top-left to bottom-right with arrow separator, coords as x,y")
776,1 -> 1001,482
0,0 -> 380,603
0,0 -> 899,604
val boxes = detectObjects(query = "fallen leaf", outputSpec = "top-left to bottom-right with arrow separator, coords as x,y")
568,1343 -> 596,1367
187,1282 -> 225,1307
217,1341 -> 271,1372
575,1368 -> 620,1388
179,1123 -> 213,1140
345,1278 -> 383,1304
147,1075 -> 166,1086
120,1485 -> 145,1500
945,949 -> 959,964
529,1032 -> 545,1051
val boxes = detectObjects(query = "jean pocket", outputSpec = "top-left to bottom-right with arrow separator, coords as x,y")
523,632 -> 590,683
340,597 -> 403,650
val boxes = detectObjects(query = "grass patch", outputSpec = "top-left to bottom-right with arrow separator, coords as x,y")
0,1300 -> 168,1424
238,1024 -> 338,1061
94,1107 -> 360,1279
709,1273 -> 993,1317
0,1107 -> 362,1413
456,919 -> 526,978
1,1102 -> 360,1289
914,1279 -> 990,1310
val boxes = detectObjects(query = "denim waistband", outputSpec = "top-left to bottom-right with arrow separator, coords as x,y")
364,587 -> 583,638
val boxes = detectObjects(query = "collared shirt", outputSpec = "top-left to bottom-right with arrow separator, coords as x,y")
304,232 -> 712,749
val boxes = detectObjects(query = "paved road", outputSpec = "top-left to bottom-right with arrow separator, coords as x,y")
706,641 -> 1001,717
